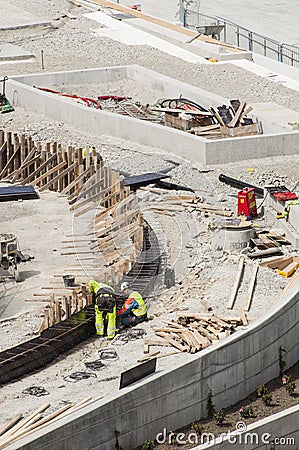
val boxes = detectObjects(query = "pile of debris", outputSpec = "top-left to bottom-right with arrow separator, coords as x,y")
188,100 -> 258,139
142,313 -> 247,357
147,97 -> 215,131
35,87 -> 258,140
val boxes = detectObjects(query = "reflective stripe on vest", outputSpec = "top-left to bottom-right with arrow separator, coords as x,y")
130,291 -> 146,316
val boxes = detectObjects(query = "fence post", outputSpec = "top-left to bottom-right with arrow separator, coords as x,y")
279,44 -> 283,63
248,31 -> 253,51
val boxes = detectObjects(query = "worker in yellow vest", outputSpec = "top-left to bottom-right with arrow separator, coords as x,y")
88,280 -> 116,339
117,282 -> 147,327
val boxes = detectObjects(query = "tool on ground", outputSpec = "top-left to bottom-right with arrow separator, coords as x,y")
0,76 -> 14,113
237,187 -> 257,218
0,233 -> 22,282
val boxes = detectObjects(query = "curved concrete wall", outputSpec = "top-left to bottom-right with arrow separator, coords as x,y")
192,404 -> 299,449
11,277 -> 299,450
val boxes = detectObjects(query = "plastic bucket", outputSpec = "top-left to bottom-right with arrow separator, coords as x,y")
63,275 -> 75,287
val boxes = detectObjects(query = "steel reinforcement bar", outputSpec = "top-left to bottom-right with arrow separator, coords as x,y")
0,224 -> 161,385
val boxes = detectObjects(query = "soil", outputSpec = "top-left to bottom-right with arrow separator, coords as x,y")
134,362 -> 299,449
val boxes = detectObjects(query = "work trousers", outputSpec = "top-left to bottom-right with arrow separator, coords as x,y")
95,304 -> 116,339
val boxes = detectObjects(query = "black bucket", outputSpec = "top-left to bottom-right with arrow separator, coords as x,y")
63,275 -> 75,287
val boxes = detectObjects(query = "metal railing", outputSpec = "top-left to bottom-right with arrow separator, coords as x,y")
185,10 -> 299,68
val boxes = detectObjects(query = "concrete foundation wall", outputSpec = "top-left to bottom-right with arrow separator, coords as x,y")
193,404 -> 299,449
11,278 -> 299,450
6,65 -> 299,167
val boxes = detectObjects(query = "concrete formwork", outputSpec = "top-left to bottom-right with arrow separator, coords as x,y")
10,276 -> 299,450
6,65 -> 299,167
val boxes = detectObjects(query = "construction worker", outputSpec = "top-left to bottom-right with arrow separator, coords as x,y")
88,280 -> 116,339
117,281 -> 147,328
277,200 -> 299,220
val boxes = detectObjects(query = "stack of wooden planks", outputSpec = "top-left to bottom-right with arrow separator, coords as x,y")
251,230 -> 291,249
143,313 -> 246,356
188,100 -> 258,139
149,194 -> 233,217
0,397 -> 101,448
260,255 -> 299,278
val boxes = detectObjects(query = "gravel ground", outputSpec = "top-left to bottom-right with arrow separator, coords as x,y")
0,0 -> 298,443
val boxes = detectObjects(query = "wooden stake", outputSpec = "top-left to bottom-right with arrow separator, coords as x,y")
244,264 -> 258,311
227,256 -> 245,310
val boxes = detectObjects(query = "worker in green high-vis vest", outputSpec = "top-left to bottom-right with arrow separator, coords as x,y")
88,280 -> 116,339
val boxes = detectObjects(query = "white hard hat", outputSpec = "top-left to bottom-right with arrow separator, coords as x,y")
121,281 -> 130,292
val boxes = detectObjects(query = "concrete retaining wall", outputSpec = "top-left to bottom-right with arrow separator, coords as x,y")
192,404 -> 299,449
6,65 -> 299,167
11,277 -> 299,450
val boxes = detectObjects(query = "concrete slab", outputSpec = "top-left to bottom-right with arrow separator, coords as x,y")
199,0 -> 299,45
0,44 -> 34,62
0,0 -> 50,30
85,11 -> 207,64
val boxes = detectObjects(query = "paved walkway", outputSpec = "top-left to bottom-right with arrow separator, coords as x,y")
0,0 -> 50,29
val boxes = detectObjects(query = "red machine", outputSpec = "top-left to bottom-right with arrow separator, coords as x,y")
238,187 -> 257,218
273,191 -> 298,202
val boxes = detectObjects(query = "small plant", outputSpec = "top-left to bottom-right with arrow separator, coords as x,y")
257,385 -> 269,398
282,375 -> 296,396
279,346 -> 286,377
261,393 -> 273,406
142,440 -> 155,450
285,382 -> 296,395
191,421 -> 204,436
214,409 -> 225,425
207,389 -> 216,418
239,406 -> 255,419
114,429 -> 124,450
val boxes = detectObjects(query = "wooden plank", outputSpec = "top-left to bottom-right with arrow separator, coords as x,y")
143,344 -> 149,354
39,162 -> 76,192
227,256 -> 245,310
150,203 -> 185,212
144,339 -> 171,347
210,106 -> 226,126
200,299 -> 212,311
1,403 -> 50,438
154,331 -> 187,352
228,102 -> 246,127
31,160 -> 67,186
195,326 -> 215,342
137,351 -> 160,362
0,415 -> 22,437
0,145 -> 21,178
239,309 -> 248,326
276,261 -> 299,278
244,264 -> 258,312
189,328 -> 210,347
60,166 -> 90,196
152,327 -> 184,333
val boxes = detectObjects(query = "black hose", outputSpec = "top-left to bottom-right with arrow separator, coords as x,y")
219,174 -> 264,198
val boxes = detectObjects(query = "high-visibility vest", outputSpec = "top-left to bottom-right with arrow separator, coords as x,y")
130,291 -> 146,317
88,280 -> 114,296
